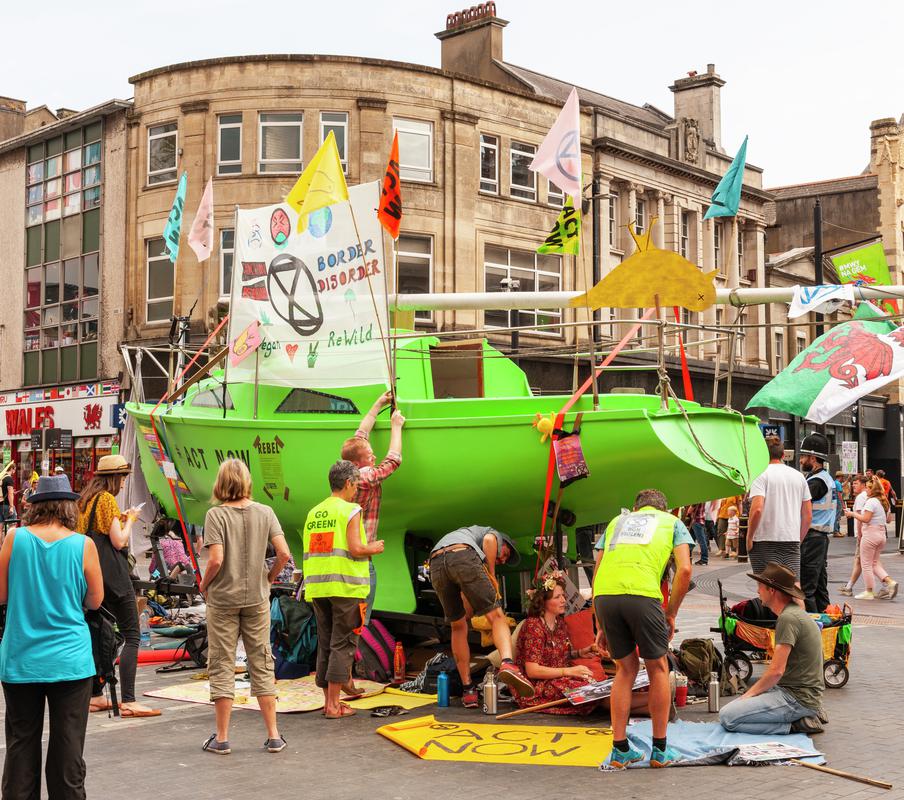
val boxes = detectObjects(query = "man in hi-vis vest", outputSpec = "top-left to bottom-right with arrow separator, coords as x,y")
798,432 -> 837,613
593,489 -> 693,769
303,460 -> 384,719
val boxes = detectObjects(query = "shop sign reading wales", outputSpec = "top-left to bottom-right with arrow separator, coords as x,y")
831,241 -> 898,314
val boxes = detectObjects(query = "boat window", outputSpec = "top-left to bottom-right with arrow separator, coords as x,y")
430,343 -> 484,398
191,388 -> 234,409
275,389 -> 359,414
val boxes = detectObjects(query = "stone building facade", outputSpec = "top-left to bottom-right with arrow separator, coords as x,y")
121,7 -> 773,399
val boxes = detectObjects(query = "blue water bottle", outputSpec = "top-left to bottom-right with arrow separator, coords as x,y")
437,671 -> 450,708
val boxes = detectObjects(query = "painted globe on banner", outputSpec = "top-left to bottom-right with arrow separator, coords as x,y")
307,206 -> 333,238
266,254 -> 323,336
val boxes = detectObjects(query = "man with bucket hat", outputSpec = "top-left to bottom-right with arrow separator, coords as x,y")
719,562 -> 825,734
429,525 -> 534,707
799,432 -> 837,612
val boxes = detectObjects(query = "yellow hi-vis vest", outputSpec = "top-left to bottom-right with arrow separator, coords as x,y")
593,507 -> 676,600
302,495 -> 370,600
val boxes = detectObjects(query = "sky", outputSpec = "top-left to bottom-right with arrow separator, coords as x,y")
4,0 -> 903,187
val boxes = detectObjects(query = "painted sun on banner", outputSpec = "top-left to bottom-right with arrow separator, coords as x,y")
226,182 -> 390,388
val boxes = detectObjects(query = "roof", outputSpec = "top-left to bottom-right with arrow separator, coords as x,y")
767,246 -> 814,268
767,174 -> 878,199
0,99 -> 132,155
497,61 -> 671,129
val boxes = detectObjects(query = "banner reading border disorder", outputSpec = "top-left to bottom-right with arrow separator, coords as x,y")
225,182 -> 390,389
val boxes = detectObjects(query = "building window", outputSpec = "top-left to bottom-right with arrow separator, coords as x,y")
147,123 -> 177,185
258,113 -> 303,174
479,134 -> 498,194
393,118 -> 433,182
397,235 -> 433,322
547,180 -> 564,207
219,229 -> 234,299
737,226 -> 745,269
774,330 -> 785,372
320,112 -> 348,174
680,210 -> 690,258
484,245 -> 561,333
217,114 -> 242,175
714,220 -> 723,272
635,197 -> 646,234
608,191 -> 619,248
146,238 -> 174,323
735,312 -> 747,362
510,142 -> 536,201
796,331 -> 807,356
23,124 -> 102,386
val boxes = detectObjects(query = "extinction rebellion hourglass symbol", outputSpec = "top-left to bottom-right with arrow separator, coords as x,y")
266,253 -> 324,337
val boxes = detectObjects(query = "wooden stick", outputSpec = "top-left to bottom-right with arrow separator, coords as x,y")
790,759 -> 893,790
495,698 -> 570,719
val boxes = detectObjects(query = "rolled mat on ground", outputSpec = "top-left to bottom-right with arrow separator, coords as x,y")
145,675 -> 385,712
134,648 -> 193,664
601,720 -> 825,769
377,714 -> 613,767
345,688 -> 437,710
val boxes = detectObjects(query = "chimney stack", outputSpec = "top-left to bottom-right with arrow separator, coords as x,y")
0,96 -> 26,144
670,64 -> 725,151
435,3 -> 519,88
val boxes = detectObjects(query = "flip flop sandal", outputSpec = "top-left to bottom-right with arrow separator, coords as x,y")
120,707 -> 162,718
324,703 -> 356,719
340,685 -> 366,697
89,702 -> 112,713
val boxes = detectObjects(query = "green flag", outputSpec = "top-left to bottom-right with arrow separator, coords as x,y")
830,241 -> 898,315
704,136 -> 747,220
747,303 -> 904,423
538,197 -> 580,255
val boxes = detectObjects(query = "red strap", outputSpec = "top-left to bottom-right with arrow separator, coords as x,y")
672,306 -> 694,401
538,309 -> 657,547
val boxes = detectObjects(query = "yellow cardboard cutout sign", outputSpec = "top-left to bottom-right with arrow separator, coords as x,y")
570,218 -> 716,312
377,714 -> 613,768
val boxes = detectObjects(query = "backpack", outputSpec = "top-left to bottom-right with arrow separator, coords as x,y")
85,607 -> 124,716
270,595 -> 318,669
677,637 -> 723,689
354,619 -> 396,683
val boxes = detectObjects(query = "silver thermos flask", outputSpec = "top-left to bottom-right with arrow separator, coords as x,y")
482,668 -> 498,715
708,671 -> 720,713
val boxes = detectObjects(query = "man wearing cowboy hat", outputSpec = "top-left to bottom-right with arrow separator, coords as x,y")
719,562 -> 826,734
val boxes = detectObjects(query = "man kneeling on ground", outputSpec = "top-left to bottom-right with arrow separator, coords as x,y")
593,489 -> 693,768
429,525 -> 535,706
719,562 -> 826,735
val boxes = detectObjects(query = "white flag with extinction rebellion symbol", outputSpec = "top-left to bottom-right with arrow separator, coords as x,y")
226,182 -> 390,388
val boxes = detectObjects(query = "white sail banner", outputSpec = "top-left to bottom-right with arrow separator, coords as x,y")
226,182 -> 390,388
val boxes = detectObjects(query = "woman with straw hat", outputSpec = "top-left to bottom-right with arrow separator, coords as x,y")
76,455 -> 160,717
0,473 -> 104,798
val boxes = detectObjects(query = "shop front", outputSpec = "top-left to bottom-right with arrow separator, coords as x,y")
0,385 -> 120,498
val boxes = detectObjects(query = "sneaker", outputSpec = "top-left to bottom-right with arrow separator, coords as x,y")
461,687 -> 479,708
855,590 -> 875,600
875,585 -> 892,600
202,734 -> 231,755
650,745 -> 681,768
694,559 -> 708,566
838,586 -> 853,597
790,716 -> 824,734
606,744 -> 644,769
884,580 -> 899,599
497,662 -> 535,698
265,735 -> 287,753
815,706 -> 829,725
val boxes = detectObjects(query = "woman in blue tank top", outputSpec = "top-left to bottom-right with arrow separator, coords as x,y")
0,475 -> 103,800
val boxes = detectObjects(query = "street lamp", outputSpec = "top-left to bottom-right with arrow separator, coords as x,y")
500,276 -> 520,361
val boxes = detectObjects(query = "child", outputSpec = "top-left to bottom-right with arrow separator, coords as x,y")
725,505 -> 740,558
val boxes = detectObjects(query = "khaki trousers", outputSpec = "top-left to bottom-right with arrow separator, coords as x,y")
206,602 -> 275,700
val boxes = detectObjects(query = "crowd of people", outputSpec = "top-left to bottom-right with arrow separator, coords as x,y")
0,410 -> 901,791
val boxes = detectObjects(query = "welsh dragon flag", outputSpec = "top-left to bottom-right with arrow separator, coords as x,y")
748,303 -> 904,424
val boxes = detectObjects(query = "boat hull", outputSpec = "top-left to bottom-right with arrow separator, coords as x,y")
128,393 -> 767,614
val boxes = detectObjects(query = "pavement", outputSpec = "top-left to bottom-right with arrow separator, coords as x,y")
6,534 -> 904,799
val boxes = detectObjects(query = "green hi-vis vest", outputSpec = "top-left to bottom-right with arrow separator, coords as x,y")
593,507 -> 676,600
302,495 -> 370,600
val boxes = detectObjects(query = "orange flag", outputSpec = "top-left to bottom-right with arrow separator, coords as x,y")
378,132 -> 402,239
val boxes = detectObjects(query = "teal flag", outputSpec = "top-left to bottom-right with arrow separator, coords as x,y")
163,171 -> 188,263
703,136 -> 747,220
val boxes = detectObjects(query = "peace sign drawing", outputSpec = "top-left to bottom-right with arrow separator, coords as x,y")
266,253 -> 324,337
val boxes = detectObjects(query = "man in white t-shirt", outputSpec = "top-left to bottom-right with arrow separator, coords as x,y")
746,436 -> 812,579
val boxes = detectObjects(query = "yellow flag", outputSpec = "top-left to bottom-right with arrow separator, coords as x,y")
285,131 -> 349,232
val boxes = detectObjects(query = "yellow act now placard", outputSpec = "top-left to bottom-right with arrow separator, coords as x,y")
377,714 -> 612,768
